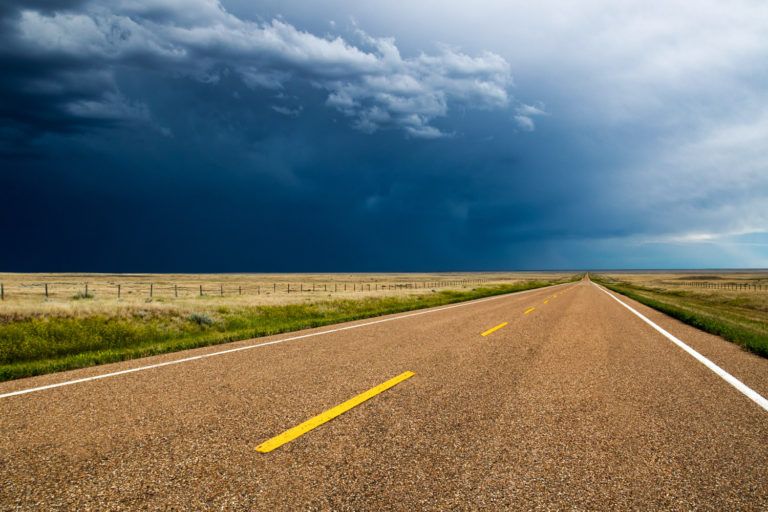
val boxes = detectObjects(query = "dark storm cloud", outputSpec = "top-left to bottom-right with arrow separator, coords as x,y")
0,0 -> 513,144
1,0 -> 767,270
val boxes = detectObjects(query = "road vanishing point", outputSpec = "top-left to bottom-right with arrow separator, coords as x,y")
2,277 -> 767,509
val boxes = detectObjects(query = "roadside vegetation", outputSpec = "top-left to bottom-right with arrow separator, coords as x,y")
0,276 -> 581,381
591,274 -> 768,358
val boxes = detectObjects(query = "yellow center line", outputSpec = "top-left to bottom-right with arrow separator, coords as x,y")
481,322 -> 508,336
543,299 -> 549,304
524,307 -> 535,314
255,371 -> 415,453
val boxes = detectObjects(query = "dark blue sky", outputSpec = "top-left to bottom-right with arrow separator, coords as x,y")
1,0 -> 767,271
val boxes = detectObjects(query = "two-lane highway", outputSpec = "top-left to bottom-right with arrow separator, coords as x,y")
1,278 -> 767,510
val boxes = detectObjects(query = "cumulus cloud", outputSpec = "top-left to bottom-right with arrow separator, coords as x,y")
1,0 -> 513,138
513,115 -> 535,132
513,103 -> 547,131
271,105 -> 302,117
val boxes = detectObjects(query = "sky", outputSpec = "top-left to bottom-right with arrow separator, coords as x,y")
1,0 -> 767,271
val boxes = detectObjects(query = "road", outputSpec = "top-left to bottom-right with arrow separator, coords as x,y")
1,277 -> 767,510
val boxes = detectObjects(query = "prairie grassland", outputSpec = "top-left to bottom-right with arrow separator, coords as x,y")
592,271 -> 768,357
0,272 -> 581,381
0,272 -> 570,321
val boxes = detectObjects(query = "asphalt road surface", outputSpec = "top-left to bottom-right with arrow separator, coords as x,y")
2,277 -> 767,510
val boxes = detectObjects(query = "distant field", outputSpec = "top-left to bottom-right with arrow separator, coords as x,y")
0,272 -> 580,381
0,272 -> 570,320
592,271 -> 768,357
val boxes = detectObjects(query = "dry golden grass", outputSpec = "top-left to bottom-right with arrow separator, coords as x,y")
596,271 -> 768,312
599,270 -> 768,287
0,272 -> 573,321
593,271 -> 768,357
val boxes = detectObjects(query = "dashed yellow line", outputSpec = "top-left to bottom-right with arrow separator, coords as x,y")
481,322 -> 508,336
255,371 -> 415,453
524,307 -> 536,314
543,299 -> 549,304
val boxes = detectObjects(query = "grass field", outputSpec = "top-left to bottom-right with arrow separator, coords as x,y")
591,271 -> 768,357
0,272 -> 565,320
0,272 -> 580,381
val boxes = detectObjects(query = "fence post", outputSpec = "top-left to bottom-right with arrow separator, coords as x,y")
239,286 -> 242,295
1,283 -> 3,300
150,283 -> 153,297
118,284 -> 121,298
85,283 -> 88,296
273,283 -> 276,293
200,285 -> 203,296
287,284 -> 290,293
220,285 -> 223,296
45,283 -> 48,298
258,285 -> 260,295
175,285 -> 178,297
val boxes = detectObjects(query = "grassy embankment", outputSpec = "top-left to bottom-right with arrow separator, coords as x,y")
591,274 -> 768,358
0,276 -> 581,381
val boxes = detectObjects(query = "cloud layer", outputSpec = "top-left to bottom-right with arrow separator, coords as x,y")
2,0 -> 512,139
1,0 -> 767,270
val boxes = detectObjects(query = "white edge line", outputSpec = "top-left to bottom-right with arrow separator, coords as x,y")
594,283 -> 768,413
1,282 -> 570,399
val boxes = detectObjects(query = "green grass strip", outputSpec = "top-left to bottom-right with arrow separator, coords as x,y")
593,278 -> 768,358
0,276 -> 582,382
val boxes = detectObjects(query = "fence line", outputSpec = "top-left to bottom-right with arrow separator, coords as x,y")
681,281 -> 765,291
2,279 -> 765,300
0,278 -> 506,300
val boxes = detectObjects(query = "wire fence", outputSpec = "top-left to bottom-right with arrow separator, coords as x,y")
0,278 -> 499,300
679,281 -> 767,292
